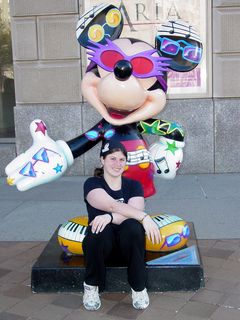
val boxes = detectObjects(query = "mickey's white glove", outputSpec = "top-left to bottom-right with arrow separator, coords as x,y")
149,137 -> 185,180
5,119 -> 74,191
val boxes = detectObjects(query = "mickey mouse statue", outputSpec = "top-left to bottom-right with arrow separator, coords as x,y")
6,4 -> 202,199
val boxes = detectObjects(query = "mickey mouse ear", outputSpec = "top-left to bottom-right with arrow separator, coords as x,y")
76,3 -> 123,48
155,20 -> 203,72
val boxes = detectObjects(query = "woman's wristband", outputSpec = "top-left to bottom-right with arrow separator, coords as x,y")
140,213 -> 148,223
107,213 -> 113,223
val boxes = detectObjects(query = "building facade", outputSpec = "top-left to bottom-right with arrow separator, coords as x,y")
1,0 -> 240,176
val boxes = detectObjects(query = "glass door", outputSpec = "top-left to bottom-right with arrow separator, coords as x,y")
0,0 -> 15,138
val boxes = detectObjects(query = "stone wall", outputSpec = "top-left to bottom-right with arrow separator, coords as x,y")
1,0 -> 240,176
212,0 -> 240,173
213,0 -> 240,97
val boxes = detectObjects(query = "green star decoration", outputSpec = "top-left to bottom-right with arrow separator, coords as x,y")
165,141 -> 178,155
167,121 -> 185,137
139,120 -> 184,138
140,120 -> 166,135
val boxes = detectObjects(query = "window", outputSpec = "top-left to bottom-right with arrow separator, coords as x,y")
0,0 -> 15,138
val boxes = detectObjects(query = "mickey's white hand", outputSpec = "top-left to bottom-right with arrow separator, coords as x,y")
5,119 -> 74,191
149,137 -> 185,180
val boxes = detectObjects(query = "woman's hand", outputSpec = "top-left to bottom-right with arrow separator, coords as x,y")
142,215 -> 162,244
90,214 -> 112,234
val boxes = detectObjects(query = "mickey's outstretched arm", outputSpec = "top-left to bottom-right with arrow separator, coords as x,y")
67,118 -> 112,158
5,118 -> 111,191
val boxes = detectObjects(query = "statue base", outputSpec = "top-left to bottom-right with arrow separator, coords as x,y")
31,223 -> 204,292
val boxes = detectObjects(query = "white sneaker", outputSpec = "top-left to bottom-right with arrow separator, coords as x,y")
131,288 -> 149,310
83,282 -> 101,311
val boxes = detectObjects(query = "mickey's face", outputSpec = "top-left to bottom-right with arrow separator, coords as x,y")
81,38 -> 168,126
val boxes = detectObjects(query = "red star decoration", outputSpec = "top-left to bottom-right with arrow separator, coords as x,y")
176,161 -> 181,169
35,121 -> 47,135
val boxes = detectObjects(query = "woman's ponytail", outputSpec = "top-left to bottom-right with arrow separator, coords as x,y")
94,167 -> 104,177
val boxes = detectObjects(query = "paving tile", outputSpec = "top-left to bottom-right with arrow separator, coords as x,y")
138,306 -> 177,320
198,247 -> 210,256
162,291 -> 196,301
90,297 -> 118,314
0,295 -> 21,310
175,314 -> 209,320
0,243 -> 21,249
102,292 -> 128,302
0,312 -> 27,320
203,248 -> 234,259
0,257 -> 32,271
211,306 -> 240,320
212,239 -> 240,251
221,293 -> 240,309
7,298 -> 47,317
203,265 -> 222,278
0,240 -> 240,320
228,249 -> 240,262
176,301 -> 218,318
19,278 -> 31,286
197,240 -> 217,248
0,271 -> 29,285
190,288 -> 225,305
0,257 -> 9,264
3,285 -> 32,299
0,269 -> 11,279
221,259 -> 240,271
13,245 -> 46,262
146,294 -> 186,312
231,282 -> 240,294
106,301 -> 144,319
202,256 -> 225,269
204,278 -> 236,293
0,250 -> 17,264
64,309 -> 105,320
13,242 -> 44,251
210,267 -> 240,282
0,246 -> 27,259
21,319 -> 42,320
30,304 -> 72,320
29,293 -> 60,305
0,242 -> 42,256
0,283 -> 16,294
51,293 -> 82,309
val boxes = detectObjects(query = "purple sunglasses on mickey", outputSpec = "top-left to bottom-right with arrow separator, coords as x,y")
86,38 -> 170,79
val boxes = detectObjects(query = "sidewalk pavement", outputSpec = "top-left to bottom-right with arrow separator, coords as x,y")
0,174 -> 240,320
0,173 -> 240,240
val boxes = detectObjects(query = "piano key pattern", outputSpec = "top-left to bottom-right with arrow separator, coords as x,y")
58,220 -> 88,243
152,214 -> 183,229
126,148 -> 151,166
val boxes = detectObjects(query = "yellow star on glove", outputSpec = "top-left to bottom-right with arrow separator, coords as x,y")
7,177 -> 15,186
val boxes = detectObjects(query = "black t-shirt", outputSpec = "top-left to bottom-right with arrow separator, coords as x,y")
84,176 -> 144,223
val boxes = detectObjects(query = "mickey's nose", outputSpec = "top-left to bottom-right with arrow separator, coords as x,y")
114,60 -> 132,81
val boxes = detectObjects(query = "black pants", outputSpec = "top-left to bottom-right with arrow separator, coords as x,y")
82,218 -> 146,291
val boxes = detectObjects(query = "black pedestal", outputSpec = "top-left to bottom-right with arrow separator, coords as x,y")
31,223 -> 204,292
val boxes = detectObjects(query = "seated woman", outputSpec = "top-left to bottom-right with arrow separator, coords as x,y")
82,140 -> 161,311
